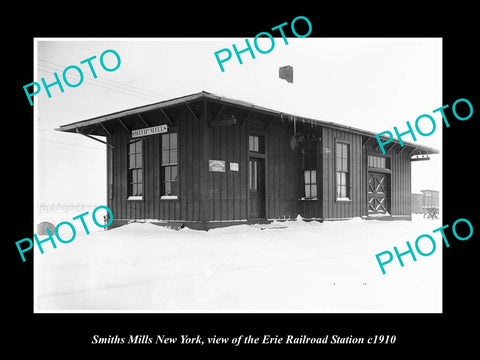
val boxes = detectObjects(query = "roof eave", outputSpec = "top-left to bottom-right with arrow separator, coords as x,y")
55,91 -> 440,155
56,91 -> 209,133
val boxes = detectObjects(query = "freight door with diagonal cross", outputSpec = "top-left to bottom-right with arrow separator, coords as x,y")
367,172 -> 389,214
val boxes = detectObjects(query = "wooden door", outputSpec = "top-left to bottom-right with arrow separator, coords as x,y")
248,157 -> 265,219
368,172 -> 389,214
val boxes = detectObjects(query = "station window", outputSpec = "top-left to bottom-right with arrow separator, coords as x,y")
368,155 -> 389,169
161,132 -> 178,198
249,135 -> 264,153
303,142 -> 317,199
128,139 -> 143,198
336,141 -> 350,199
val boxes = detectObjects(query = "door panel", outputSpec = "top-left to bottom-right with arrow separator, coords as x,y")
368,172 -> 389,214
248,157 -> 265,219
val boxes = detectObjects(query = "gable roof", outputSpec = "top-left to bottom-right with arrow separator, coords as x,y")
56,91 -> 439,155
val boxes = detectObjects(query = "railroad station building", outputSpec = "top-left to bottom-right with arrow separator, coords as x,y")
57,91 -> 439,229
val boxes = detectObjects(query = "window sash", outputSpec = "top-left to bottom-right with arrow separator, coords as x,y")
335,141 -> 350,199
304,170 -> 317,185
129,183 -> 143,197
302,141 -> 317,199
303,170 -> 317,199
161,133 -> 178,197
249,135 -> 264,153
249,135 -> 258,152
161,133 -> 178,166
337,184 -> 347,198
128,140 -> 143,196
368,155 -> 388,169
336,171 -> 348,198
162,165 -> 178,196
305,183 -> 317,199
335,142 -> 349,172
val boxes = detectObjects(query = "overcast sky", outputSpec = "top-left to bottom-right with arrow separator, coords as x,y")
35,38 -> 442,205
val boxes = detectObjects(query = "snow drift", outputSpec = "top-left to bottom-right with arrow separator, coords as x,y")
34,214 -> 442,313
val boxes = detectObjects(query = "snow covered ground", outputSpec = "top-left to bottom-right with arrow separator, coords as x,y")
34,211 -> 442,313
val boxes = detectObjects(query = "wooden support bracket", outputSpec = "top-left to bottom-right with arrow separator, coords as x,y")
76,127 -> 114,149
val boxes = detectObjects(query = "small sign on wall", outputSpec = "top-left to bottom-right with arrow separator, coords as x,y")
209,160 -> 225,172
132,124 -> 168,138
230,162 -> 239,171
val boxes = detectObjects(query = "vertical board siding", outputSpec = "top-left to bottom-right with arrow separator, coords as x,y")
364,144 -> 412,217
220,126 -> 228,220
180,105 -> 204,222
264,119 -> 322,220
388,149 -> 411,216
361,144 -> 367,217
110,105 -> 205,222
109,103 -> 325,223
186,106 -> 195,221
294,122 -> 322,219
193,108 -> 201,221
107,97 -> 413,225
265,119 -> 300,219
322,127 -> 363,220
208,109 -> 245,221
239,120 -> 247,219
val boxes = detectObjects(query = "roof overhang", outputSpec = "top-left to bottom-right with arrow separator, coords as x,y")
55,91 -> 439,156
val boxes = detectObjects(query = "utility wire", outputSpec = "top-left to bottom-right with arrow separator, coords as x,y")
38,145 -> 106,155
38,137 -> 105,150
37,67 -> 162,103
37,60 -> 305,134
37,65 -> 160,102
37,59 -> 169,101
38,58 -> 170,99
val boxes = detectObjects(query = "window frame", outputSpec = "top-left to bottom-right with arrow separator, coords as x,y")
300,139 -> 317,200
248,134 -> 265,154
367,153 -> 392,174
160,131 -> 179,200
304,169 -> 317,200
127,138 -> 144,201
335,139 -> 351,202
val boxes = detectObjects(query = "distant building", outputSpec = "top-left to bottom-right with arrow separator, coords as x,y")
57,91 -> 438,229
412,189 -> 440,215
411,193 -> 423,214
421,189 -> 440,210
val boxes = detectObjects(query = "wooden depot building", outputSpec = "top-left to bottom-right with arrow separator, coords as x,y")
57,91 -> 439,230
